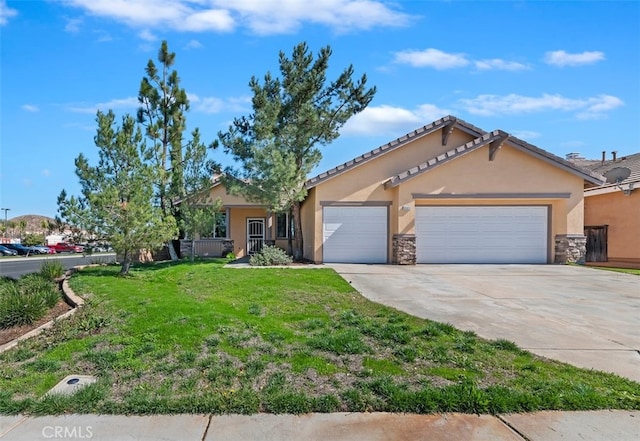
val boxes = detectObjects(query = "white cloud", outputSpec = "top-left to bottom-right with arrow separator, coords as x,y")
138,29 -> 157,41
544,50 -> 605,67
184,39 -> 203,50
63,0 -> 412,35
474,58 -> 529,71
65,17 -> 83,33
68,97 -> 139,113
21,104 -> 40,112
0,0 -> 18,26
42,169 -> 51,177
510,130 -> 540,140
576,95 -> 624,119
342,103 -> 450,135
224,0 -> 412,34
189,93 -> 250,113
459,93 -> 623,119
393,48 -> 469,69
95,31 -> 113,42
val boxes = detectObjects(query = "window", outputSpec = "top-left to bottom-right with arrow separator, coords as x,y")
276,212 -> 294,239
213,211 -> 227,238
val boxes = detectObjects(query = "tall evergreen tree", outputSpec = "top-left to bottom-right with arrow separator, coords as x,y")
137,41 -> 215,260
57,111 -> 177,275
218,42 -> 376,259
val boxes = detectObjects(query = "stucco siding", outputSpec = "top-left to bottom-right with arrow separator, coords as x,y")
585,191 -> 640,261
208,184 -> 265,207
309,141 -> 585,263
228,207 -> 268,258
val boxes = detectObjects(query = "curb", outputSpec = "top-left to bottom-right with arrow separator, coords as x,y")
0,267 -> 86,354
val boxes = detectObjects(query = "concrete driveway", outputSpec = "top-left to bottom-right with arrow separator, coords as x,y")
328,264 -> 640,382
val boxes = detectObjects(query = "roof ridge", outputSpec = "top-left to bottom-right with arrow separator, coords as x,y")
305,115 -> 487,189
384,130 -> 505,189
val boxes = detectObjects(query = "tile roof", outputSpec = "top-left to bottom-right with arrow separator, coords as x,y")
582,152 -> 640,190
305,115 -> 485,188
306,115 -> 605,189
384,130 -> 508,188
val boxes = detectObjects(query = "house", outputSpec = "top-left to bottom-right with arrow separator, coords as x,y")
205,115 -> 605,264
580,151 -> 640,269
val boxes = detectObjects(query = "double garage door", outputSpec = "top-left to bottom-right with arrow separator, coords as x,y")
322,205 -> 548,264
416,206 -> 548,264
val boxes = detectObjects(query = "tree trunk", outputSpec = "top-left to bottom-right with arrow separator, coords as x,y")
292,201 -> 304,261
120,251 -> 132,275
167,240 -> 179,261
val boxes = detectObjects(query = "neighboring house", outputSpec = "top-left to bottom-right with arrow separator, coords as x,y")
205,115 -> 605,264
579,152 -> 640,268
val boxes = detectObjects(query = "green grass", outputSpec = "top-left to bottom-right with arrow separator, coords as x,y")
0,259 -> 638,415
587,266 -> 640,276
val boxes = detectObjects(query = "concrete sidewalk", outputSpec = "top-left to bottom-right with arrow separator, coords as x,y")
1,411 -> 638,440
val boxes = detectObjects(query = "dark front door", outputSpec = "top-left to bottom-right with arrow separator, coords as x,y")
585,225 -> 608,262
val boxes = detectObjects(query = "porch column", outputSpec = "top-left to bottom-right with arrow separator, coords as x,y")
392,234 -> 416,265
265,210 -> 275,246
554,234 -> 587,264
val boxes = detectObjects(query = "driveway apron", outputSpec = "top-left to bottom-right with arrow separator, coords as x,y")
328,264 -> 640,382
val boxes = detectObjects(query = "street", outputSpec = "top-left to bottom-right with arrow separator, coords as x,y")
0,253 -> 116,279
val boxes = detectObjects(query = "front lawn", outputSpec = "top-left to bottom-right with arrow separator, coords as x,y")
588,266 -> 640,276
1,260 -> 638,415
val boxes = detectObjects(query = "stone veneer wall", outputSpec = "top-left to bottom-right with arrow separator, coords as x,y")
392,234 -> 416,265
555,234 -> 587,264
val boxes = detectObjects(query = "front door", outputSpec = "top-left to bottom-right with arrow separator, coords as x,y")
247,218 -> 265,255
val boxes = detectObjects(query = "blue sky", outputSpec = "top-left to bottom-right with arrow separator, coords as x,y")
1,0 -> 639,219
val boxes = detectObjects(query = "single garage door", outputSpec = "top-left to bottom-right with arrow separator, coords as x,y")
416,206 -> 548,263
323,206 -> 387,263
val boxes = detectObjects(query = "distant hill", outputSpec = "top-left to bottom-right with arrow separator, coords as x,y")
7,214 -> 59,234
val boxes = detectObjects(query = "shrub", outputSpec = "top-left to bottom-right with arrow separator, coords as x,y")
18,274 -> 60,308
39,260 -> 65,281
0,275 -> 61,328
224,252 -> 237,261
0,282 -> 46,328
249,246 -> 292,266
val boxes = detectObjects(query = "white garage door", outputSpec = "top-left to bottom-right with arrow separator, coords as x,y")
416,206 -> 548,264
323,206 -> 387,263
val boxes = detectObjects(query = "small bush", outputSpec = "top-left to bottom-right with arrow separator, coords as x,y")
0,283 -> 46,328
39,260 -> 65,281
18,274 -> 59,308
224,252 -> 237,261
249,246 -> 292,266
0,274 -> 61,328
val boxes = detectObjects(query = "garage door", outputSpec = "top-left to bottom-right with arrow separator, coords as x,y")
416,206 -> 548,263
323,206 -> 387,263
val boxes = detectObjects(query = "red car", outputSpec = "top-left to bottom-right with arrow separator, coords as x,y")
50,242 -> 84,253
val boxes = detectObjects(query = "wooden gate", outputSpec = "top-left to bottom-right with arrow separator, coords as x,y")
585,225 -> 608,262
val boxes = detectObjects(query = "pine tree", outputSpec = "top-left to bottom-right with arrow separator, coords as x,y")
219,42 -> 376,259
137,41 -> 215,260
58,111 -> 177,275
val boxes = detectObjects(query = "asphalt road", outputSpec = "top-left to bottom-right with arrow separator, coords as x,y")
0,253 -> 116,279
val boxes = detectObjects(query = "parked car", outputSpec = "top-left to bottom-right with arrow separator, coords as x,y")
31,245 -> 56,254
0,245 -> 18,256
50,242 -> 83,253
4,243 -> 36,256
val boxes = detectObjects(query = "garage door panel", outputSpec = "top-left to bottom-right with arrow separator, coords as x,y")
323,206 -> 387,263
416,206 -> 548,264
